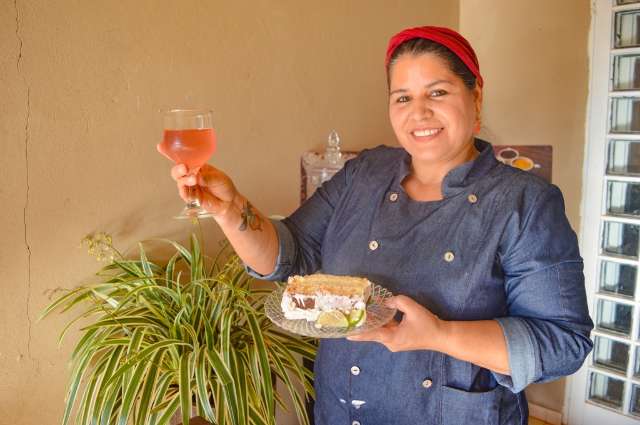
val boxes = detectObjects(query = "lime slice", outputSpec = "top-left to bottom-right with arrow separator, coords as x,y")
348,309 -> 367,328
316,311 -> 349,328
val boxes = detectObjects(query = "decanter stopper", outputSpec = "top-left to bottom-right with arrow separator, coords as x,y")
325,129 -> 342,165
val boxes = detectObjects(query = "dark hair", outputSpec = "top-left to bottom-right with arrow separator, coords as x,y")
386,38 -> 477,89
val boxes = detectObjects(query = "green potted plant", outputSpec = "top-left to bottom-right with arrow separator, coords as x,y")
41,232 -> 316,425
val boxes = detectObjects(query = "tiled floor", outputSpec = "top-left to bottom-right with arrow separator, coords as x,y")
529,417 -> 553,425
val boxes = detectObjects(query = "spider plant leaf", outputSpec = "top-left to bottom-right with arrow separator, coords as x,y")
203,316 -> 215,352
268,348 -> 309,425
179,350 -> 194,425
278,345 -> 314,396
191,304 -> 204,338
195,348 -> 216,423
103,339 -> 189,389
229,347 -> 248,425
165,252 -> 180,288
112,285 -> 180,319
134,349 -> 164,425
77,350 -> 110,425
147,371 -> 173,425
205,348 -> 234,387
220,308 -> 233,364
81,316 -> 165,332
247,404 -> 269,425
245,346 -> 264,415
180,323 -> 198,349
96,338 -> 130,347
149,389 -> 178,413
230,265 -> 246,289
214,381 -> 226,425
39,286 -> 90,320
206,348 -> 240,424
113,259 -> 145,277
208,290 -> 225,331
57,287 -> 104,315
138,243 -> 155,278
269,331 -> 317,361
245,310 -> 274,421
90,288 -> 120,309
56,305 -> 102,348
70,327 -> 102,363
190,233 -> 204,283
160,238 -> 192,265
136,294 -> 174,328
176,270 -> 183,297
156,395 -> 181,425
122,328 -> 146,403
98,376 -> 122,425
62,347 -> 95,425
91,345 -> 124,425
117,358 -> 148,425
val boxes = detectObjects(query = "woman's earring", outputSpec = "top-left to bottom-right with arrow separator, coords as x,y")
473,119 -> 481,134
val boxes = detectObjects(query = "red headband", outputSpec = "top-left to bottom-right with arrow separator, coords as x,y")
385,26 -> 483,87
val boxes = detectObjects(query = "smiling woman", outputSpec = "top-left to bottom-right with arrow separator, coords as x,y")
166,25 -> 593,425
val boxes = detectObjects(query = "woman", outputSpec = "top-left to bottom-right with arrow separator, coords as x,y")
170,26 -> 593,425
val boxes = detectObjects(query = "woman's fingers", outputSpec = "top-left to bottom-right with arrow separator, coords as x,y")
385,295 -> 419,313
347,319 -> 399,342
169,162 -> 237,216
177,174 -> 197,187
197,164 -> 226,185
171,163 -> 227,189
171,164 -> 189,181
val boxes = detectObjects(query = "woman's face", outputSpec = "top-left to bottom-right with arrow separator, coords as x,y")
388,53 -> 482,167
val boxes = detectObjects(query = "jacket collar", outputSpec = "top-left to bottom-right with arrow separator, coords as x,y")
396,138 -> 499,197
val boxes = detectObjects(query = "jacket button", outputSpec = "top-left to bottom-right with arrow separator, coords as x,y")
351,366 -> 361,376
352,421 -> 361,425
368,240 -> 379,251
444,251 -> 455,262
468,194 -> 478,203
389,192 -> 399,202
422,379 -> 433,388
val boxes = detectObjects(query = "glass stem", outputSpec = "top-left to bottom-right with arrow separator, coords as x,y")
186,185 -> 201,208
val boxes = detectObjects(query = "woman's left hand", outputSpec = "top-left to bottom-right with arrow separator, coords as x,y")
347,295 -> 446,352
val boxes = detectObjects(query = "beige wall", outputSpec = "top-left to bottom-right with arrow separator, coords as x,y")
0,1 -> 458,424
460,0 -> 591,414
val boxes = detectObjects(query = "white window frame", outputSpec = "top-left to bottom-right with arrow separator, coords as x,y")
567,1 -> 640,423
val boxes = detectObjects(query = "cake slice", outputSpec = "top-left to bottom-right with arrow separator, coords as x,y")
280,274 -> 372,328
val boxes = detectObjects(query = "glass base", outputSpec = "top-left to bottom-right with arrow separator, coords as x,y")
174,201 -> 214,220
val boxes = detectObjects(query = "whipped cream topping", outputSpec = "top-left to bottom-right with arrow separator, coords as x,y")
281,292 -> 366,321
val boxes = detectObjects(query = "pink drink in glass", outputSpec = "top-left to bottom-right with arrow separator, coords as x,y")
160,128 -> 216,169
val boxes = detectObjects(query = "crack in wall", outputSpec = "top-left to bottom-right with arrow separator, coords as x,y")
15,0 -> 34,364
23,89 -> 32,360
14,0 -> 22,71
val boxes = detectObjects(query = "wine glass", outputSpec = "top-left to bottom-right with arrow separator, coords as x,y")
157,109 -> 216,219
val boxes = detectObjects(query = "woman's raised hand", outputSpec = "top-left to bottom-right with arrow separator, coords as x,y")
171,164 -> 238,221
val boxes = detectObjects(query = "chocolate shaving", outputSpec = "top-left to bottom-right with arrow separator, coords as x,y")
293,297 -> 315,309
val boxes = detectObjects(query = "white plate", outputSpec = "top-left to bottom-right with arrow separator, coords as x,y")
264,283 -> 397,339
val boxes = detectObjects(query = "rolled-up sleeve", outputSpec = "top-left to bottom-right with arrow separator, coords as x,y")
492,184 -> 594,393
245,219 -> 297,281
244,153 -> 362,281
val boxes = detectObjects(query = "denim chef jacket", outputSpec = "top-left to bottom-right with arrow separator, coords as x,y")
248,139 -> 593,425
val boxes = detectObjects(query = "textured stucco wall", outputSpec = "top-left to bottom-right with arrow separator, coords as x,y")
459,0 -> 591,414
0,1 -> 457,424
